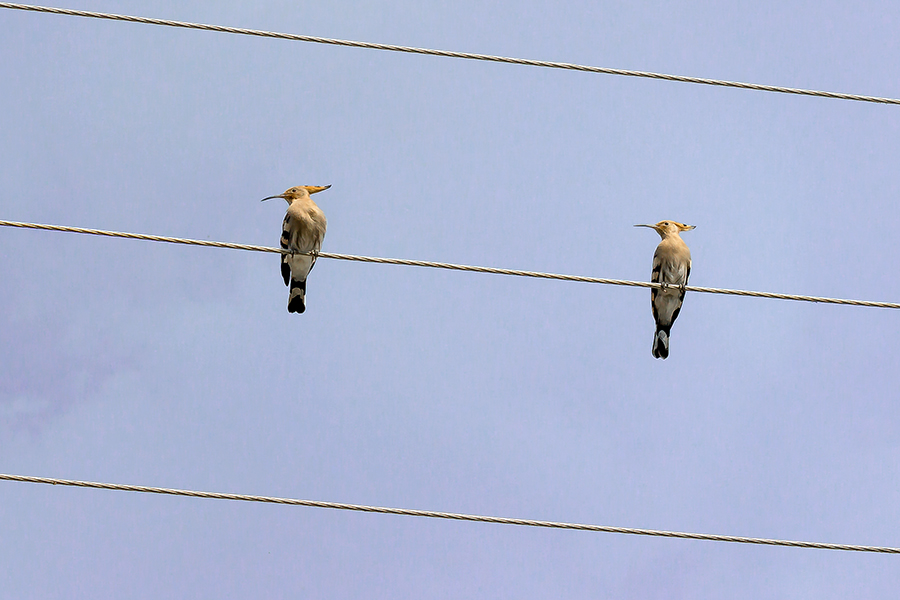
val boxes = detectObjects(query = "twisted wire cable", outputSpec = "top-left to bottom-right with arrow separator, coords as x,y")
2,219 -> 898,309
2,473 -> 897,553
1,2 -> 898,105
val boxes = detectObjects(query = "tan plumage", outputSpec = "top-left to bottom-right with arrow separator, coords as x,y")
635,221 -> 695,359
262,185 -> 330,313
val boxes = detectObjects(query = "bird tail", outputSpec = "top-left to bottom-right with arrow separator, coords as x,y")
652,326 -> 670,359
288,278 -> 307,314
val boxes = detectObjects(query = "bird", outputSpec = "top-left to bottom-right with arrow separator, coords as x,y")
261,185 -> 330,313
635,221 -> 695,359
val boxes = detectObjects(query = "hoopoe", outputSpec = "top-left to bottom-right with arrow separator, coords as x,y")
262,185 -> 330,313
635,221 -> 695,359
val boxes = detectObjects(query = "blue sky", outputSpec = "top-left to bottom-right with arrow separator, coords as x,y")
2,1 -> 900,597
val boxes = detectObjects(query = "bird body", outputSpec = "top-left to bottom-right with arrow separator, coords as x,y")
262,185 -> 330,313
635,221 -> 695,359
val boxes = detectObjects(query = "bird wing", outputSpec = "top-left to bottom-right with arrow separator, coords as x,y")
649,248 -> 663,307
650,249 -> 689,328
664,260 -> 690,324
280,214 -> 291,286
305,211 -> 327,275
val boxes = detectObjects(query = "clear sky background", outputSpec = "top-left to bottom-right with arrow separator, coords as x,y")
2,1 -> 900,597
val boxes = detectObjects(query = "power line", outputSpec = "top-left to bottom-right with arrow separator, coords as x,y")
2,473 -> 897,554
2,219 -> 898,309
1,3 -> 898,106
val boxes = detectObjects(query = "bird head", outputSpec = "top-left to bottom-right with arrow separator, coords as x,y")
635,221 -> 695,238
261,185 -> 331,203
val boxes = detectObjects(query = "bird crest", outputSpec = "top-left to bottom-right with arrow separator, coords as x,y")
635,221 -> 695,239
262,185 -> 332,203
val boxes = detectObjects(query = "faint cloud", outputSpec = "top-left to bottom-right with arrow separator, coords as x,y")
0,313 -> 134,434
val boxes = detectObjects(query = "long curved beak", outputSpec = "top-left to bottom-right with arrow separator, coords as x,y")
261,194 -> 285,202
634,224 -> 655,229
307,185 -> 331,195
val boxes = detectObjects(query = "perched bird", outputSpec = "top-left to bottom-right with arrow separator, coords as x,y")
635,221 -> 695,359
262,185 -> 330,313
